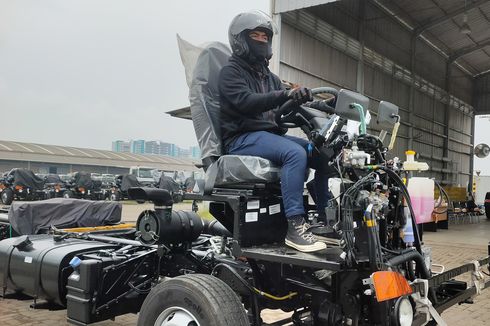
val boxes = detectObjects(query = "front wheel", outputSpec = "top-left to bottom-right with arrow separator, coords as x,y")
1,188 -> 14,205
109,191 -> 121,201
63,190 -> 74,198
137,274 -> 249,326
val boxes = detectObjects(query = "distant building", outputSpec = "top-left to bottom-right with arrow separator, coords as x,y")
131,140 -> 145,154
159,142 -> 177,156
112,140 -> 130,153
178,147 -> 190,159
145,141 -> 160,155
112,139 -> 199,159
190,146 -> 201,159
0,140 -> 198,176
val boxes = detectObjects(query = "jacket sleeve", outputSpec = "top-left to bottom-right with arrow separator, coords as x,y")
219,66 -> 289,115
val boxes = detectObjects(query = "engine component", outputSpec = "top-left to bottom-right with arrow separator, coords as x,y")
0,235 -> 117,305
66,248 -> 156,325
317,300 -> 343,326
342,142 -> 371,168
135,210 -> 204,245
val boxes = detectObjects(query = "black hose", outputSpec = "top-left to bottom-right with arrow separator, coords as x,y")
386,250 -> 430,279
433,179 -> 450,213
386,249 -> 438,304
379,167 -> 422,254
407,261 -> 416,281
202,219 -> 232,237
86,234 -> 149,246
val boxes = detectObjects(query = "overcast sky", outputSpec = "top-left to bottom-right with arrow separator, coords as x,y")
0,0 -> 269,150
1,0 -> 490,175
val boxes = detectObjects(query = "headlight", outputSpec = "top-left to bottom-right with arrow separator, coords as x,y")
392,297 -> 413,326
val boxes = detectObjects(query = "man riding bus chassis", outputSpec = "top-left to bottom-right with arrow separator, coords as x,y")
1,11 -> 489,326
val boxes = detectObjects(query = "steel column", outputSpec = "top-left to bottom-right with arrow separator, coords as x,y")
469,113 -> 476,192
270,0 -> 282,75
356,0 -> 365,94
408,35 -> 416,150
443,61 -> 452,183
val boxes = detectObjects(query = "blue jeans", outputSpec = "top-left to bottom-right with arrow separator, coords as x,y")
227,131 -> 331,218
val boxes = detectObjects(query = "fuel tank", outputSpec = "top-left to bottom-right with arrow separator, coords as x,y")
0,234 -> 118,306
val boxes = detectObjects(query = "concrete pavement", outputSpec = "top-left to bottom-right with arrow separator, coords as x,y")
0,206 -> 489,326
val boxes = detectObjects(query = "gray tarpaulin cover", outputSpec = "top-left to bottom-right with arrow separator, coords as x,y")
177,36 -> 280,188
44,174 -> 64,185
12,169 -> 45,190
8,198 -> 122,235
120,174 -> 141,192
71,171 -> 94,189
177,35 -> 231,162
158,175 -> 181,193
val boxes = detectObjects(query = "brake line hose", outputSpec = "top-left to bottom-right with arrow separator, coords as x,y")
253,288 -> 298,301
350,103 -> 366,134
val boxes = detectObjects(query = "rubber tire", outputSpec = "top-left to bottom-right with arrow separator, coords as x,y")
137,274 -> 249,326
46,191 -> 55,199
1,188 -> 14,205
110,191 -> 121,201
63,190 -> 74,198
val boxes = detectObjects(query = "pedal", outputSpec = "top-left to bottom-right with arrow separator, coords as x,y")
309,225 -> 341,246
325,206 -> 337,230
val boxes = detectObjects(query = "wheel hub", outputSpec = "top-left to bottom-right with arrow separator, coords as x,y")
155,306 -> 200,326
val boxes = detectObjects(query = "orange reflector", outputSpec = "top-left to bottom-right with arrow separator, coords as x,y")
15,185 -> 23,190
78,187 -> 85,192
371,271 -> 412,302
0,184 -> 5,190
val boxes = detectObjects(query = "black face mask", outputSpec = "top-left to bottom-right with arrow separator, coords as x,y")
246,38 -> 272,64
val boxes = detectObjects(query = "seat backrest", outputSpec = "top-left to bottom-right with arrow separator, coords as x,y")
188,42 -> 232,169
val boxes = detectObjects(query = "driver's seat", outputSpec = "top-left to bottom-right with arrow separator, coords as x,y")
188,42 -> 280,194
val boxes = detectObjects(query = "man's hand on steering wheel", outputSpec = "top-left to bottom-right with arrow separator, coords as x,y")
285,87 -> 313,104
276,86 -> 339,129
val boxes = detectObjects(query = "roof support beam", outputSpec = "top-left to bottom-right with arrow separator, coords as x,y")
356,0 -> 366,94
475,68 -> 490,78
449,38 -> 490,62
272,0 -> 338,14
414,0 -> 490,35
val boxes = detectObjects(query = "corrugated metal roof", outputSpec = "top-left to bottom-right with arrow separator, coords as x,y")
0,140 -> 198,171
398,0 -> 444,23
432,0 -> 466,13
382,0 -> 490,76
273,0 -> 338,14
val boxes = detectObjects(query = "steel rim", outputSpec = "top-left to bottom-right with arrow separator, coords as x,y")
154,306 -> 200,326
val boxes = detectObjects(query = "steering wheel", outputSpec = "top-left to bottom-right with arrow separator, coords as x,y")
275,87 -> 339,128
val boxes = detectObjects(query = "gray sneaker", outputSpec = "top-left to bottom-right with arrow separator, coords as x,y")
308,225 -> 341,246
285,217 -> 327,252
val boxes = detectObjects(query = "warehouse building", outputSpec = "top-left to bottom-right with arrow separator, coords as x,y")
171,0 -> 490,189
0,140 -> 198,175
268,0 -> 490,187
